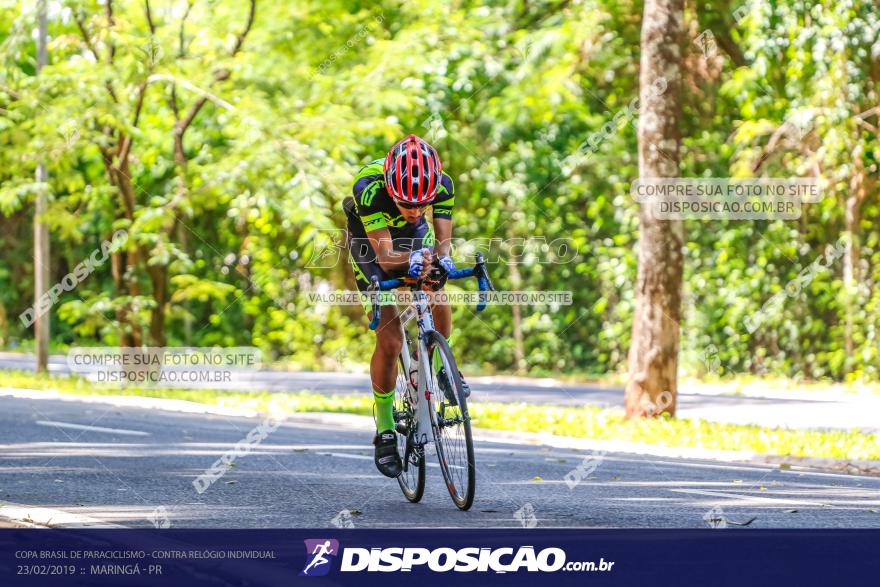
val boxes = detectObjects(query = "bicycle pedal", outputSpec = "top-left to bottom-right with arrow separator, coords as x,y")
395,422 -> 409,435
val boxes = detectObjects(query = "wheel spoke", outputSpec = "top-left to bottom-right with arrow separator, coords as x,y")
395,357 -> 425,502
427,335 -> 475,510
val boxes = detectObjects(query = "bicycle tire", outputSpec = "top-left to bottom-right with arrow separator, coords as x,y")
394,356 -> 425,502
425,331 -> 476,510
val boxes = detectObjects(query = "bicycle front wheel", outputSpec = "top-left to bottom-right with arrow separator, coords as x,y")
425,331 -> 475,510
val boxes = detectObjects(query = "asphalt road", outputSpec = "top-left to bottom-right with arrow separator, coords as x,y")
1,395 -> 879,529
2,352 -> 879,432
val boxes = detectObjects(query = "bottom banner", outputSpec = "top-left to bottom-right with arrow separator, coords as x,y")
1,529 -> 876,586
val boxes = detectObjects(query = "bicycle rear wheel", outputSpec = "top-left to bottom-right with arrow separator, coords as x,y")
394,356 -> 425,502
425,331 -> 475,510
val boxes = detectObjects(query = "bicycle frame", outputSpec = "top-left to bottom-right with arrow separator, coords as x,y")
397,291 -> 436,450
366,253 -> 494,463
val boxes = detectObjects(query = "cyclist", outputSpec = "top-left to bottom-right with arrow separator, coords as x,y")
343,134 -> 469,478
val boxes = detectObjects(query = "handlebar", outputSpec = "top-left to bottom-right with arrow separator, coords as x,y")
368,252 -> 495,330
376,267 -> 474,290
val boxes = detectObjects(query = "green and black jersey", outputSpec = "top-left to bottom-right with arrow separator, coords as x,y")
343,158 -> 455,240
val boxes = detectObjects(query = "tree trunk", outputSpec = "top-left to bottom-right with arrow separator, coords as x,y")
111,250 -> 136,347
506,225 -> 527,374
104,156 -> 144,347
625,0 -> 685,419
843,142 -> 866,362
34,0 -> 49,373
509,259 -> 527,374
148,265 -> 168,346
177,221 -> 194,346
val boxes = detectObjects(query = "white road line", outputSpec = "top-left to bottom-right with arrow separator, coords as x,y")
35,420 -> 150,437
317,451 -> 372,461
490,448 -> 880,483
669,488 -> 830,507
317,451 -> 450,468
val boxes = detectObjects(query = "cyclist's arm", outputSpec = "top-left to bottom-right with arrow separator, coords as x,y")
432,173 -> 454,258
433,217 -> 452,258
353,172 -> 421,273
367,227 -> 416,273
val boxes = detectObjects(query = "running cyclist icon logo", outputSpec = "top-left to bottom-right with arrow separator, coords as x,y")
299,539 -> 339,577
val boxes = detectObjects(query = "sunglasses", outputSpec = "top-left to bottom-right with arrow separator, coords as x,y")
395,199 -> 431,210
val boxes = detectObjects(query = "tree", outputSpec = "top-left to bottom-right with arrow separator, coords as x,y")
624,0 -> 685,418
69,0 -> 257,347
34,0 -> 49,372
3,0 -> 880,383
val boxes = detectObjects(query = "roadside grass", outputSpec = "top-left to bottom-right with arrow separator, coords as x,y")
5,347 -> 880,394
679,375 -> 880,396
2,370 -> 878,461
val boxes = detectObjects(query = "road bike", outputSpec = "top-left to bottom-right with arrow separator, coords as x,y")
367,253 -> 494,511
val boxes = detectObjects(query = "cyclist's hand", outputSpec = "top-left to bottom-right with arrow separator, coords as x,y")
408,248 -> 432,278
437,256 -> 456,274
424,258 -> 449,291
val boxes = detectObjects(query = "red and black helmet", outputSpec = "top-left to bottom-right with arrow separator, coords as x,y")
383,134 -> 443,205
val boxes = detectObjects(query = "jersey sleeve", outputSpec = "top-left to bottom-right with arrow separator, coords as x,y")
432,173 -> 455,220
352,160 -> 387,233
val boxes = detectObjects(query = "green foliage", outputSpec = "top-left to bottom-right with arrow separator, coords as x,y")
1,0 -> 878,382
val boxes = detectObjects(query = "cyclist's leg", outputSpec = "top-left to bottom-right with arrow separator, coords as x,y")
370,312 -> 404,478
347,232 -> 401,432
347,231 -> 404,477
371,306 -> 402,430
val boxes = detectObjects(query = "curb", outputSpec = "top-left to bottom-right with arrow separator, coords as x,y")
0,502 -> 124,529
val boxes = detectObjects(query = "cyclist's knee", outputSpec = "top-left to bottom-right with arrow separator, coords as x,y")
375,326 -> 402,356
